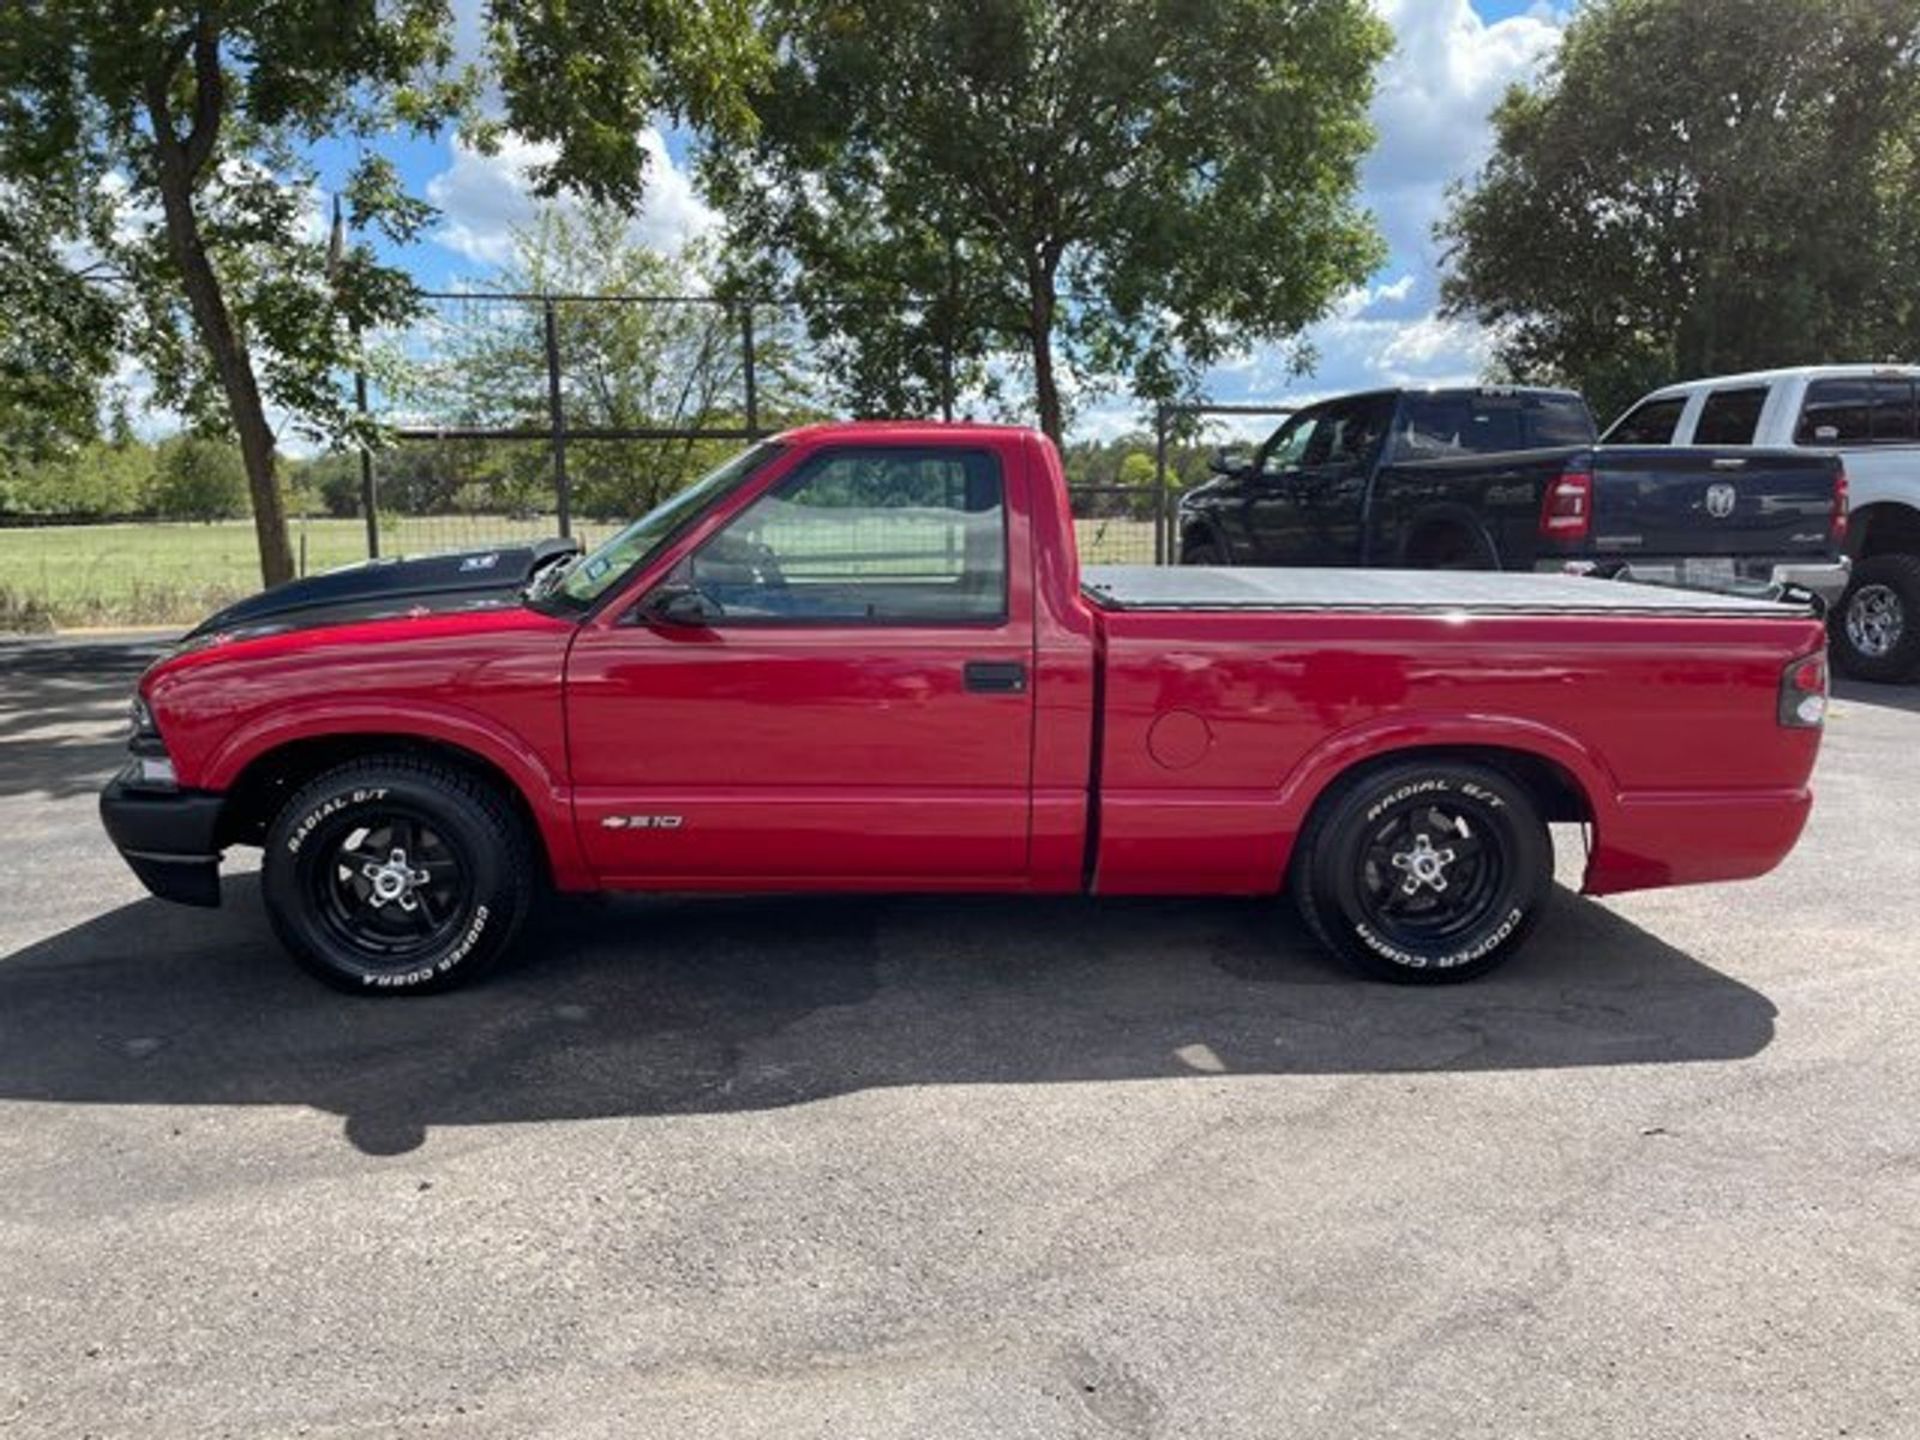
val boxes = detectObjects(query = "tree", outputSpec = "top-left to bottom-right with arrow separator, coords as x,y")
0,1 -> 766,587
0,197 -> 122,456
1439,0 -> 1920,424
702,0 -> 1390,445
151,434 -> 248,521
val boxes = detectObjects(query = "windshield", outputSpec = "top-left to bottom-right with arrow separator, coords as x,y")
548,443 -> 783,608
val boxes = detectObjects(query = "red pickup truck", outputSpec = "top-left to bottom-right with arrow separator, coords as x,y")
102,422 -> 1830,994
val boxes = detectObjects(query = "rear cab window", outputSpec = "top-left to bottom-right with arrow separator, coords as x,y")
1603,395 -> 1687,446
1797,377 -> 1918,445
1390,391 -> 1595,460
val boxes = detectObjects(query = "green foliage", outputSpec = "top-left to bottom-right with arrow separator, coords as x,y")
485,0 -> 768,207
1440,0 -> 1920,424
0,439 -> 156,517
0,198 -> 122,454
0,0 -> 769,583
151,436 -> 249,521
702,0 -> 1391,442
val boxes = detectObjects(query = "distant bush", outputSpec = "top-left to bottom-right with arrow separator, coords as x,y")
150,436 -> 250,522
290,451 -> 364,518
0,440 -> 156,517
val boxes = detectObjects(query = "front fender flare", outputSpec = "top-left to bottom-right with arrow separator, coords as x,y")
199,701 -> 589,888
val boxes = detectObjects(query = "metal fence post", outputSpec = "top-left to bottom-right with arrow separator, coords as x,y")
940,333 -> 956,423
355,366 -> 379,559
740,303 -> 760,438
1153,405 -> 1169,566
543,298 -> 571,538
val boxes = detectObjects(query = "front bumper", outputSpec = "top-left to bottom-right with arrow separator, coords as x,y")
99,772 -> 225,907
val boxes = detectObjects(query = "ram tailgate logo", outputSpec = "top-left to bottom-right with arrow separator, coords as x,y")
1704,483 -> 1738,519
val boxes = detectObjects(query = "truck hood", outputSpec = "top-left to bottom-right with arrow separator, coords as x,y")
181,537 -> 582,644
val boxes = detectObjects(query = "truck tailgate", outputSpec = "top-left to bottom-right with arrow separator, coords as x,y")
1592,446 -> 1839,558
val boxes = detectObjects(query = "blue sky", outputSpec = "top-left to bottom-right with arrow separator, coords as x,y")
316,0 -> 1573,441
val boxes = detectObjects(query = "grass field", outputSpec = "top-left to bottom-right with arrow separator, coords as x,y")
0,513 -> 1162,629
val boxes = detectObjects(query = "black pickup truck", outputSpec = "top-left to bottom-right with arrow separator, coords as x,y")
1177,386 -> 1850,602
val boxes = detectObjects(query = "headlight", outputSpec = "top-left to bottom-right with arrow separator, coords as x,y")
123,692 -> 177,789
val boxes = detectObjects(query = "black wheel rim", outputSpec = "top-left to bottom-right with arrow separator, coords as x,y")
305,807 -> 471,968
1354,796 -> 1506,952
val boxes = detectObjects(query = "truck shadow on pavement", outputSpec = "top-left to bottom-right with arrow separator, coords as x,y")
1833,678 -> 1920,715
0,877 -> 1775,1156
0,640 -> 173,801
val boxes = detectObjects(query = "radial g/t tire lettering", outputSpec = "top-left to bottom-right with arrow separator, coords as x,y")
262,755 -> 534,994
1291,759 -> 1553,984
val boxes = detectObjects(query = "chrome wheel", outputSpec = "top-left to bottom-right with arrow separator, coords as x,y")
1845,583 -> 1904,660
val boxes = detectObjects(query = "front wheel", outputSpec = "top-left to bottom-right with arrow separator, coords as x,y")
1831,553 -> 1920,684
1291,760 -> 1553,984
262,756 -> 535,994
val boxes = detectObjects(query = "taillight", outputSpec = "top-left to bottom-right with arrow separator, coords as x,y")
1830,463 -> 1849,546
1540,461 -> 1593,540
1779,651 -> 1828,729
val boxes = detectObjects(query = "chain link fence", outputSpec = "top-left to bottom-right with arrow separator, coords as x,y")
345,292 -> 1218,568
0,293 -> 1304,626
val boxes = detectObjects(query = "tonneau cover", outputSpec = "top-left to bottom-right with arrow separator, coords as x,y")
1081,565 -> 1810,618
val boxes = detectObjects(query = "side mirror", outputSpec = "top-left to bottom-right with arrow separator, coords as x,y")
643,584 -> 721,627
1209,445 -> 1252,478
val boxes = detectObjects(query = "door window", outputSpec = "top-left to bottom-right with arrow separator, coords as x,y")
1693,387 -> 1768,445
1870,380 -> 1919,443
1604,396 -> 1687,445
1260,413 -> 1322,476
683,448 -> 1006,623
1306,398 -> 1392,468
1796,380 -> 1873,443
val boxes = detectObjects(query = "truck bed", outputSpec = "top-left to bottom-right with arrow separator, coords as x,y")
1081,565 -> 1810,618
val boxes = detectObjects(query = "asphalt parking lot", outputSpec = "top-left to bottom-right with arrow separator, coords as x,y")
3,635 -> 1917,1439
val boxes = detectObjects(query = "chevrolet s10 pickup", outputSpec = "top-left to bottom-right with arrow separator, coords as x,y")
101,422 -> 1830,993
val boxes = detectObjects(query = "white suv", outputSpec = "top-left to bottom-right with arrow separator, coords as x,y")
1607,365 -> 1920,682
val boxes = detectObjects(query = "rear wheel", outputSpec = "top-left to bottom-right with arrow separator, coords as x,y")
1292,760 -> 1552,983
1181,535 -> 1230,565
1407,525 -> 1495,571
262,756 -> 534,994
1831,553 -> 1920,684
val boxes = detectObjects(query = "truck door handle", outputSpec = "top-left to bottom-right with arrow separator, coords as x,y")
964,660 -> 1027,694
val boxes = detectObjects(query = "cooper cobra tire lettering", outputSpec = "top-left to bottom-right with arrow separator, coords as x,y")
264,758 -> 530,996
1294,759 -> 1553,987
1354,905 -> 1525,970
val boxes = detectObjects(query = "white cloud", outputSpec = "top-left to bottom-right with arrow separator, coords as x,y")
426,128 -> 716,269
1185,0 -> 1568,422
1364,0 -> 1564,259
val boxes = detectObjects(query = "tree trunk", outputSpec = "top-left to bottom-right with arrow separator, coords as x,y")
1026,258 -> 1063,448
144,29 -> 295,589
156,188 -> 294,588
